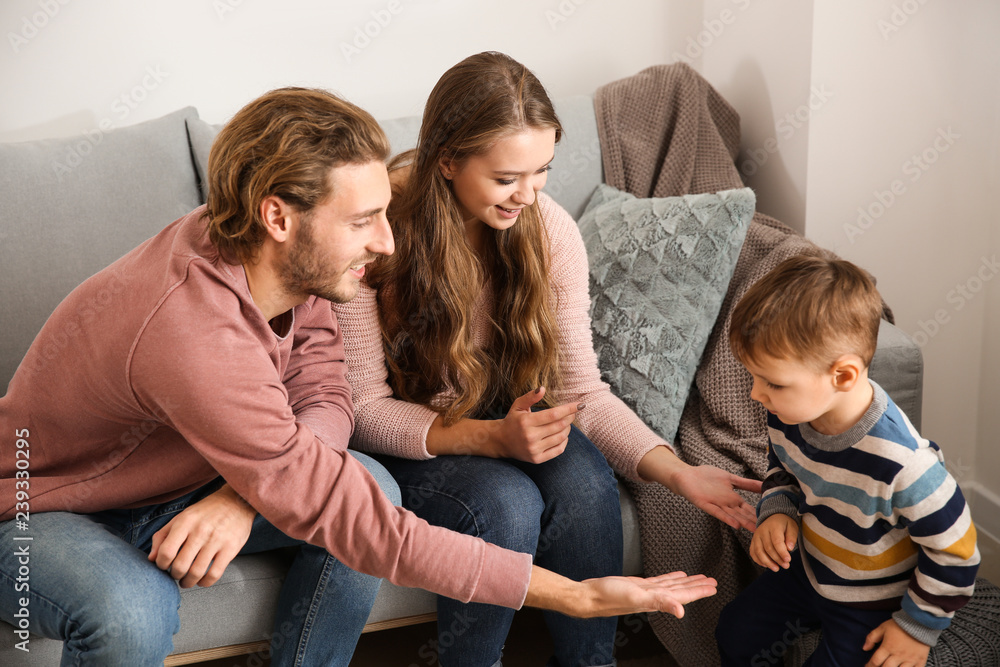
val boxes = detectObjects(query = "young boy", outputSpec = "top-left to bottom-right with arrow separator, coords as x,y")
716,254 -> 979,666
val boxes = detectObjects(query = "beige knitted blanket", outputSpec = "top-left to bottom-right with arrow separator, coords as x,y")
594,63 -> 828,665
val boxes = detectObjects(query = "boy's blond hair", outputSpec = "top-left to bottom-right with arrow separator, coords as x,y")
729,254 -> 883,370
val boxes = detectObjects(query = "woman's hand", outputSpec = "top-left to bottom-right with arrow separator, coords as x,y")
490,387 -> 582,463
638,446 -> 762,531
525,565 -> 717,619
671,464 -> 762,531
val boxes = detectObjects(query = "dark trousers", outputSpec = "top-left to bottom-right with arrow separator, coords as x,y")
716,549 -> 895,667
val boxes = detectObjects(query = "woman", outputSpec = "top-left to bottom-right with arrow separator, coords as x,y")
335,52 -> 760,666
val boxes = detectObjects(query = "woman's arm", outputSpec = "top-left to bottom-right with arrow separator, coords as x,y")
426,386 -> 581,462
335,283 -> 586,463
538,192 -> 671,478
332,284 -> 441,459
637,445 -> 760,531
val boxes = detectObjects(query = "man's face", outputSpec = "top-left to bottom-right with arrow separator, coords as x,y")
278,161 -> 394,303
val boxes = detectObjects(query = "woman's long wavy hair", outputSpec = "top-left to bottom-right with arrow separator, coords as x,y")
367,52 -> 564,425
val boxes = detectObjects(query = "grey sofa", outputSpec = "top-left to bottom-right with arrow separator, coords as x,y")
0,96 -> 923,665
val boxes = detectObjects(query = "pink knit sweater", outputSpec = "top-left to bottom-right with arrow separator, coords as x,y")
334,192 -> 671,481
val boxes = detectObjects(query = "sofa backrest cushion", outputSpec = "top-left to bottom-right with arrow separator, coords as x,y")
186,114 -> 221,203
545,95 -> 604,220
0,107 -> 203,391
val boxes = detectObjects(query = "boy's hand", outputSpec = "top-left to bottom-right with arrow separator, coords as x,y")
749,514 -> 798,571
863,618 -> 930,667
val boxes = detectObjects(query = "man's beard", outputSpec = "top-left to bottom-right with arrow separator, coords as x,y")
278,217 -> 357,304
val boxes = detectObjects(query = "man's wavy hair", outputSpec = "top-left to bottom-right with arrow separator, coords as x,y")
204,87 -> 389,264
367,52 -> 564,424
729,254 -> 883,371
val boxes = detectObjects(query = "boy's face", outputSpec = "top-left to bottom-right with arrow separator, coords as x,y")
742,353 -> 839,427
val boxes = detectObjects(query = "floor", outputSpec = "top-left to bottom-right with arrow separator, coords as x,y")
194,610 -> 679,667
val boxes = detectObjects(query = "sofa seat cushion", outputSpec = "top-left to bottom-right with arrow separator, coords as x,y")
0,549 -> 292,663
0,480 -> 644,661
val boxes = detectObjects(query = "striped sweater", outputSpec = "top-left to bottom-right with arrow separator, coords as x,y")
758,381 -> 980,646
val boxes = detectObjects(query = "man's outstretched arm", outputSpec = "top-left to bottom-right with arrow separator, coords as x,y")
129,278 -> 706,614
151,483 -> 717,618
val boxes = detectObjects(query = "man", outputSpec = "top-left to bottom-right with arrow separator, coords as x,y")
0,87 -> 717,664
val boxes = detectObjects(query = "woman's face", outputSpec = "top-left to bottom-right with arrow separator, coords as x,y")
443,127 -> 556,235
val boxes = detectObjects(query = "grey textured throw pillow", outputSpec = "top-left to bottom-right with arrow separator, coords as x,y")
578,184 -> 755,446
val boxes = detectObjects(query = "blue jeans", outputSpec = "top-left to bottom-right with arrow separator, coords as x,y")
0,450 -> 399,667
375,425 -> 623,667
716,549 -> 895,666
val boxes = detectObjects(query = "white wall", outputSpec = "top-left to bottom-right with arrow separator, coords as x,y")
3,0 -> 998,500
699,0 -> 815,233
648,1 -> 1000,509
975,84 -> 1000,516
804,0 -> 999,497
682,1 -> 1000,504
0,0 -> 676,141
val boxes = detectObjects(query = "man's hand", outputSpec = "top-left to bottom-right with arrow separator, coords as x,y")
525,565 -> 717,619
863,619 -> 930,667
749,514 -> 799,572
577,572 -> 719,619
148,484 -> 257,588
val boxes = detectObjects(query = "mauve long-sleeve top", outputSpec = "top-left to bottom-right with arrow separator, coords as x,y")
0,206 -> 531,608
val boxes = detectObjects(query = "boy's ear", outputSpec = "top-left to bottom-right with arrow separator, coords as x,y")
830,355 -> 864,392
